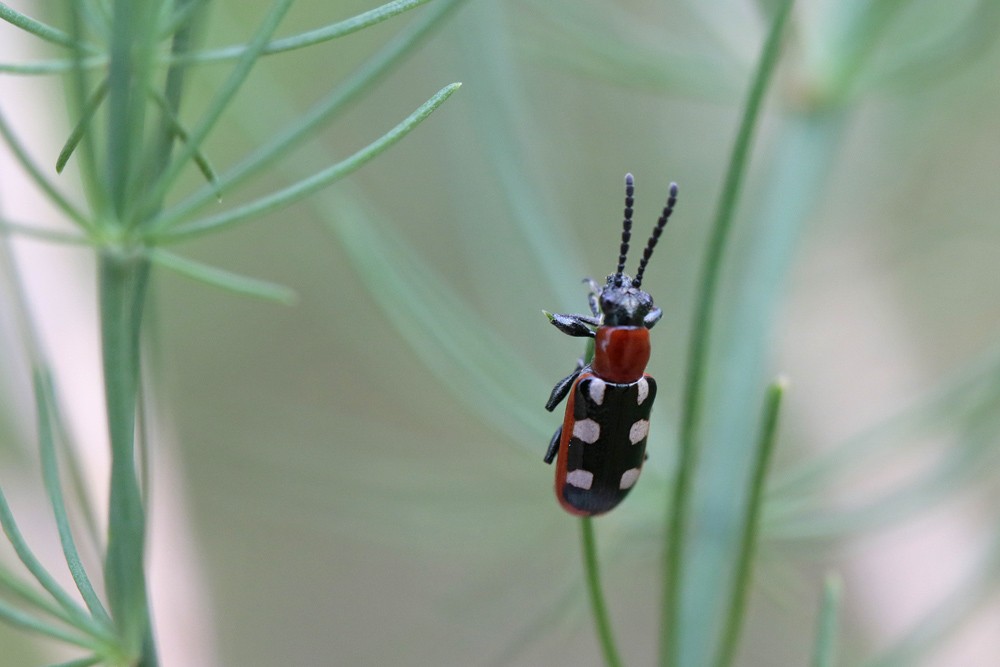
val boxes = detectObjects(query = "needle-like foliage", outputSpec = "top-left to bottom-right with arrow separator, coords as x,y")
0,0 -> 460,663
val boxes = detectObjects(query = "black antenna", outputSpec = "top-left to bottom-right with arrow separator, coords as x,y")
615,173 -> 635,286
633,182 -> 678,288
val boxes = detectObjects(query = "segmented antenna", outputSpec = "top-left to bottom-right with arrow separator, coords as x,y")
615,173 -> 635,287
633,182 -> 678,288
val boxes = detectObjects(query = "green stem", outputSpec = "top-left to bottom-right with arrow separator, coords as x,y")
154,83 -> 461,241
155,0 -> 467,227
580,517 -> 624,667
0,487 -> 111,642
136,0 -> 294,224
145,0 -> 202,189
0,106 -> 91,229
105,0 -> 156,220
0,561 -> 88,633
147,248 -> 297,304
0,221 -> 90,245
0,2 -> 92,49
713,379 -> 786,667
0,598 -> 98,649
34,369 -> 113,628
55,78 -> 109,174
659,3 -> 794,666
811,574 -> 842,667
169,0 -> 434,65
0,0 -> 434,77
67,3 -> 107,216
98,252 -> 156,665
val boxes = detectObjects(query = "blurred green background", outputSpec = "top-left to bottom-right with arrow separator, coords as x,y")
2,0 -> 1000,665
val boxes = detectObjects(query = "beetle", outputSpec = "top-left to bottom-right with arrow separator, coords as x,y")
543,173 -> 678,516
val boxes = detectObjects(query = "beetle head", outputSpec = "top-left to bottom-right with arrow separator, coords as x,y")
599,274 -> 655,326
602,173 -> 678,327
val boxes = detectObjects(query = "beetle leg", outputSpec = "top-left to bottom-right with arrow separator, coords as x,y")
549,313 -> 598,338
544,425 -> 562,464
583,278 -> 602,317
545,358 -> 586,411
588,293 -> 600,318
644,306 -> 663,329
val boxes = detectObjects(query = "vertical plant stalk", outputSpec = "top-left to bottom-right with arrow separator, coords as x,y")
812,574 -> 842,667
659,2 -> 794,666
580,517 -> 624,667
105,0 -> 155,220
99,252 -> 156,665
574,342 -> 618,664
713,379 -> 786,667
148,0 -> 199,178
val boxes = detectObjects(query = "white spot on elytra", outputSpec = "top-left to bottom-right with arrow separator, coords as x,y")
573,419 -> 600,444
636,378 -> 649,405
619,468 -> 640,489
566,469 -> 594,489
588,378 -> 606,405
629,420 -> 649,444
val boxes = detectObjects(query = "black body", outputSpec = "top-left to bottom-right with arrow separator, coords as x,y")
559,374 -> 657,514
